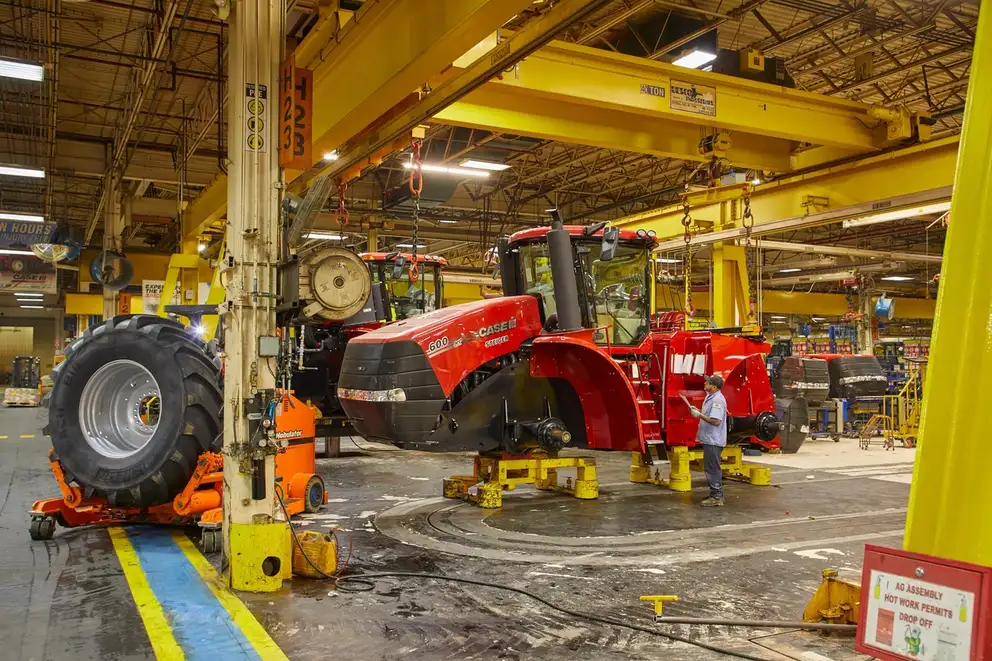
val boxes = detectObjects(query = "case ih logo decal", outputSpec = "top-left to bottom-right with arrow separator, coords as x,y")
475,318 -> 517,338
426,318 -> 519,357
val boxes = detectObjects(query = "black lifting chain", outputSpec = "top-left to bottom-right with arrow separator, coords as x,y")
742,188 -> 757,322
408,136 -> 423,283
680,193 -> 695,324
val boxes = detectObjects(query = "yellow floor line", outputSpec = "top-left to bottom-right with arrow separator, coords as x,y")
172,532 -> 290,661
19,434 -> 34,439
0,435 -> 7,439
108,527 -> 186,661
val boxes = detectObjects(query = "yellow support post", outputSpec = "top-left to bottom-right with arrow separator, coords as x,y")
903,3 -> 992,567
711,243 -> 749,328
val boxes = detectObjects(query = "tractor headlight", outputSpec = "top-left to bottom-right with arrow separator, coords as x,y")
338,387 -> 407,402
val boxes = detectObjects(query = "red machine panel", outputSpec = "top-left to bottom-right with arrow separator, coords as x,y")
348,295 -> 543,395
858,544 -> 992,661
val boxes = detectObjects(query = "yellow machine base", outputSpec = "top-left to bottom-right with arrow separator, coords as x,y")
803,569 -> 861,624
228,519 -> 292,592
630,445 -> 771,492
443,454 -> 598,509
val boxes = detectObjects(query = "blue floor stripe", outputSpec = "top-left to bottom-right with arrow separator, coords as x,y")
127,527 -> 262,661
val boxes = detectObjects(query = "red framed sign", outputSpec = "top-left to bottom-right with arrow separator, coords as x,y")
858,544 -> 992,661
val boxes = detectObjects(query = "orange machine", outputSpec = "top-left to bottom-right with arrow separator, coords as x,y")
28,390 -> 326,551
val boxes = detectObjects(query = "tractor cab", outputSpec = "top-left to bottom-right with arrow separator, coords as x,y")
361,252 -> 447,321
500,222 -> 657,348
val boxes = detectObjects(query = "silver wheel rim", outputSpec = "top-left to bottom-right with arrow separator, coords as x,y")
78,359 -> 162,459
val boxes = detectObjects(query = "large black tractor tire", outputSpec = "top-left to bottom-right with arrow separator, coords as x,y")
46,315 -> 222,507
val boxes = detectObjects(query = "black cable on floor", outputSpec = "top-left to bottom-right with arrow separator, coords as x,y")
276,490 -> 773,661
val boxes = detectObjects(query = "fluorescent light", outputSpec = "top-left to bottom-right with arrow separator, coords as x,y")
654,257 -> 681,264
779,268 -> 801,273
459,159 -> 511,171
0,165 -> 44,178
842,201 -> 951,228
19,305 -> 44,309
305,231 -> 345,240
812,317 -> 826,321
402,162 -> 489,178
0,211 -> 44,223
323,151 -> 338,161
14,292 -> 42,298
0,58 -> 43,81
437,219 -> 458,224
672,49 -> 717,69
0,249 -> 35,255
395,243 -> 427,249
771,315 -> 787,320
881,276 -> 914,281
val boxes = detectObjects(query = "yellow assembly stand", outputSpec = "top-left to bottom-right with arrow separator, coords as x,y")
444,454 -> 598,509
629,445 -> 771,491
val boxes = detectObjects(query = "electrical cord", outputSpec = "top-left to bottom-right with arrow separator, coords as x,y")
274,490 -> 776,661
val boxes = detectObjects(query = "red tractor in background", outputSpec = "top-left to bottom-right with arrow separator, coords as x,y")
338,212 -> 780,475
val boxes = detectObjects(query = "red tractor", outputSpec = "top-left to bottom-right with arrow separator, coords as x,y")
337,214 -> 780,465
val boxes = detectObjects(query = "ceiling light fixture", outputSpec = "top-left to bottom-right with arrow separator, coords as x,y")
402,162 -> 489,178
771,315 -> 787,320
305,231 -> 345,241
779,268 -> 801,273
0,165 -> 44,178
14,292 -> 43,297
672,48 -> 717,69
0,58 -> 44,81
0,249 -> 35,255
654,257 -> 681,264
459,159 -> 511,171
19,305 -> 44,309
881,275 -> 914,281
437,219 -> 458,224
323,151 -> 339,161
396,243 -> 427,249
842,201 -> 951,228
0,211 -> 44,223
812,317 -> 826,321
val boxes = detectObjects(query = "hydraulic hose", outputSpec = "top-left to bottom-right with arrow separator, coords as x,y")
655,616 -> 855,632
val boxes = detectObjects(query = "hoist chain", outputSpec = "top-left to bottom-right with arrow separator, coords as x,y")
680,193 -> 695,324
408,137 -> 423,282
334,180 -> 349,228
742,188 -> 757,321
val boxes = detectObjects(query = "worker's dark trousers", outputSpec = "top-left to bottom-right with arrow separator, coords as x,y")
702,443 -> 724,500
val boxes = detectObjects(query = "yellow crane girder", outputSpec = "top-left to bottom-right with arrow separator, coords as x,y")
434,40 -> 921,173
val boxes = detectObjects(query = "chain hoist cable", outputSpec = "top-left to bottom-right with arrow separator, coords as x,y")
742,186 -> 757,322
680,192 -> 695,328
408,137 -> 423,283
334,180 -> 349,231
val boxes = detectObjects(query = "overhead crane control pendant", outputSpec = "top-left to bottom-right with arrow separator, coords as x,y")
300,246 -> 372,320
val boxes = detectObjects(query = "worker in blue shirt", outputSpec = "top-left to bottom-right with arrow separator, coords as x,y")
689,374 -> 728,507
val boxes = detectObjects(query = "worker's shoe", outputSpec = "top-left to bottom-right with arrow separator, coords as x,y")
700,497 -> 725,507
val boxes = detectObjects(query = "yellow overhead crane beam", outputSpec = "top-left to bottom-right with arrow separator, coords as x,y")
298,0 -> 533,173
616,135 -> 959,240
434,40 -> 928,173
181,0 -> 532,244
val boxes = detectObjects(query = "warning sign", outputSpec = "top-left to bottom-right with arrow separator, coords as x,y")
863,570 -> 975,660
245,83 -> 268,152
670,79 -> 716,116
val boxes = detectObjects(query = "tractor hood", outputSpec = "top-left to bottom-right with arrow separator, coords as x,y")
337,296 -> 544,444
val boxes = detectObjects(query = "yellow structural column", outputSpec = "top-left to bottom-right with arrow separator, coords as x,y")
711,243 -> 749,327
221,0 -> 291,591
903,3 -> 992,566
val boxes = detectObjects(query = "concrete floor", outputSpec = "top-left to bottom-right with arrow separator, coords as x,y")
0,405 -> 910,660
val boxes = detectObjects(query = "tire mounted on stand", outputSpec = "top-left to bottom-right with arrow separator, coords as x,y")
46,315 -> 222,507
